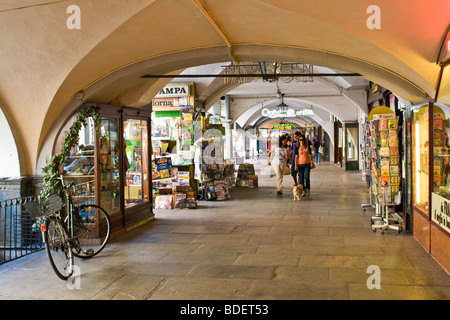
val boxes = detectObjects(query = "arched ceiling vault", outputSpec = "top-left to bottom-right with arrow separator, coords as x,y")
0,0 -> 448,175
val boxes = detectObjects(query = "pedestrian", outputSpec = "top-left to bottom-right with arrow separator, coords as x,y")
290,131 -> 301,186
268,135 -> 289,195
295,136 -> 314,197
305,134 -> 312,153
313,135 -> 322,165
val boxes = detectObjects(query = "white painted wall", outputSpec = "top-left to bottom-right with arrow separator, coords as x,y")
0,109 -> 20,177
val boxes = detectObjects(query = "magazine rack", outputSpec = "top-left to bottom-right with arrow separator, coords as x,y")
365,107 -> 403,234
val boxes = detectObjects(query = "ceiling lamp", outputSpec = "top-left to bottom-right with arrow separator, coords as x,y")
277,94 -> 288,116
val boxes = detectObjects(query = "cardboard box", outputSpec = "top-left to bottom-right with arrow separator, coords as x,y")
158,188 -> 173,195
174,192 -> 187,209
176,185 -> 190,193
155,195 -> 173,209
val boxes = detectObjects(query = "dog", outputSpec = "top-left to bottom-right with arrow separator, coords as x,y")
293,185 -> 303,201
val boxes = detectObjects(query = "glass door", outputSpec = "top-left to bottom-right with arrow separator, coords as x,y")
98,117 -> 121,216
124,119 -> 149,208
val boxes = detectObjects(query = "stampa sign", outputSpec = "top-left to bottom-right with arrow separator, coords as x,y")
155,84 -> 190,98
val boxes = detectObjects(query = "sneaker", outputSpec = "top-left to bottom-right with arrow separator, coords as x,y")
277,191 -> 283,196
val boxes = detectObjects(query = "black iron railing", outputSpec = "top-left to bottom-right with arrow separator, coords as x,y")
0,195 -> 45,265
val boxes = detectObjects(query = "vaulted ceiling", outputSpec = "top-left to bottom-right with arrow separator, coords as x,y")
0,0 -> 448,175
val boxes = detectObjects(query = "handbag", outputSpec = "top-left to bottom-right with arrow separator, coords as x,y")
319,146 -> 323,154
283,164 -> 291,175
310,162 -> 316,169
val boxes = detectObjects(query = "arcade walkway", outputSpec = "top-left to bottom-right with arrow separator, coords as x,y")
0,162 -> 449,300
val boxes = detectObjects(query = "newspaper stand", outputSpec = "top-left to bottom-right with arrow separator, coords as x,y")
364,107 -> 403,234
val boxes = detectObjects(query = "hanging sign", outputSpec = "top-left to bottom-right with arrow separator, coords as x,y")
155,84 -> 190,98
152,97 -> 188,107
262,108 -> 314,118
432,192 -> 450,234
273,123 -> 297,130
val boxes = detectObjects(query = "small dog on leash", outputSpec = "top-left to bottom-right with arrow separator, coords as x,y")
293,185 -> 303,201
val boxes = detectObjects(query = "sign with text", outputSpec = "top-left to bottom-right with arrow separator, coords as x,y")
432,192 -> 450,234
262,108 -> 314,119
155,84 -> 190,98
273,123 -> 297,130
152,97 -> 188,108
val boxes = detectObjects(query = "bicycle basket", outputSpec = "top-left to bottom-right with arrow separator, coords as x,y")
23,194 -> 63,219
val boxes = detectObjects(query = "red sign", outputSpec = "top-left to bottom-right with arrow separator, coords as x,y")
437,26 -> 450,63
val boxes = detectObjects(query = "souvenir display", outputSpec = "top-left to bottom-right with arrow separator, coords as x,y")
367,113 -> 401,203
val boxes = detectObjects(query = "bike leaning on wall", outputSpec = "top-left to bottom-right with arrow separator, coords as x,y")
24,175 -> 111,280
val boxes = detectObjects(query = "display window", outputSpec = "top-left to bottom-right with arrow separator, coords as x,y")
431,106 -> 449,198
61,117 -> 96,204
412,106 -> 430,214
124,119 -> 149,207
55,105 -> 153,234
97,117 -> 121,216
430,104 -> 450,234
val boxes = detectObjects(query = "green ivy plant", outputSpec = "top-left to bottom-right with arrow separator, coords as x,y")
41,106 -> 102,198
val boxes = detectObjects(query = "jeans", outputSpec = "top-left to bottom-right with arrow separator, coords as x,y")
297,164 -> 311,191
315,152 -> 321,164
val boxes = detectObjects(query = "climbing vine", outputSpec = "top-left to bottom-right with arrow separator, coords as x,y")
41,106 -> 102,198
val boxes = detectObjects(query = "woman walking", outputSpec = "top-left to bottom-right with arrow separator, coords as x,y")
313,135 -> 322,165
268,135 -> 289,195
295,136 -> 313,197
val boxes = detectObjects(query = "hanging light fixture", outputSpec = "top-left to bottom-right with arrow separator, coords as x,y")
277,94 -> 288,116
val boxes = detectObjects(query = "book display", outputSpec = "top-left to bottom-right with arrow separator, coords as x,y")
151,104 -> 199,209
236,164 -> 258,188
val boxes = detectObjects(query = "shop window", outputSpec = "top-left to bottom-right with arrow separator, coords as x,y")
61,117 -> 96,204
98,117 -> 121,215
412,106 -> 430,214
432,106 -> 450,198
124,119 -> 149,207
430,105 -> 450,234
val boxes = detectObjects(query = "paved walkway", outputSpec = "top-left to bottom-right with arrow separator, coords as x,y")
0,162 -> 449,300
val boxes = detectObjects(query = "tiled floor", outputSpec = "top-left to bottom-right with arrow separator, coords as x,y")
0,161 -> 449,300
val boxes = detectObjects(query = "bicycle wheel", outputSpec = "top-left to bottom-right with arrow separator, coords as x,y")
72,204 -> 111,258
44,216 -> 74,280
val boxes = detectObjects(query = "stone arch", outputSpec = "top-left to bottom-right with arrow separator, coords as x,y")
38,43 -> 431,174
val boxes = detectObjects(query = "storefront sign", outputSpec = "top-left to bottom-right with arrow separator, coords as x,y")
152,97 -> 188,107
432,192 -> 450,234
273,123 -> 297,130
262,108 -> 314,118
372,113 -> 395,120
155,84 -> 190,98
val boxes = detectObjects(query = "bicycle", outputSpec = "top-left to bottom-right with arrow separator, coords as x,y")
24,175 -> 111,280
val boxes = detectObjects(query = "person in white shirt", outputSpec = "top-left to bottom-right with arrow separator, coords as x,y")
268,135 -> 289,195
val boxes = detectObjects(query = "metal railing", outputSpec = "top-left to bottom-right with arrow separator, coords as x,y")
0,195 -> 45,265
